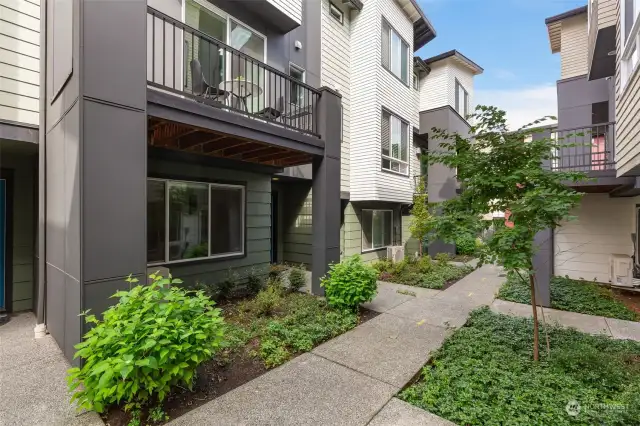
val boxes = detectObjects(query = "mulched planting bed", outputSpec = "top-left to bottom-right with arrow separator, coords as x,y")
498,274 -> 640,321
102,291 -> 378,426
401,307 -> 640,426
374,256 -> 474,290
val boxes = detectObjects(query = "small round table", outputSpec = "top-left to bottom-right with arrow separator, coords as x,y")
219,80 -> 263,112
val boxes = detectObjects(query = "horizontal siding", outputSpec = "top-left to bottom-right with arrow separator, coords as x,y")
554,194 -> 636,283
598,0 -> 616,29
448,61 -> 475,121
0,0 -> 40,126
560,15 -> 588,79
419,62 -> 448,111
267,0 -> 302,25
282,185 -> 312,266
321,0 -> 351,193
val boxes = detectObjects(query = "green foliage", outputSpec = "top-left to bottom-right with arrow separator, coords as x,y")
396,289 -> 417,297
148,406 -> 169,423
498,274 -> 639,321
241,283 -> 285,317
455,233 -> 477,256
67,274 -> 225,413
288,265 -> 307,292
269,263 -> 290,280
400,308 -> 640,426
428,105 -> 586,274
409,178 -> 433,256
372,258 -> 393,274
127,409 -> 141,426
374,255 -> 472,289
246,268 -> 264,295
217,269 -> 238,300
183,242 -> 208,259
321,255 -> 378,311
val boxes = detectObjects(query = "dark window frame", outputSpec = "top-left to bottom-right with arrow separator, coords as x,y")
329,2 -> 344,24
381,18 -> 410,86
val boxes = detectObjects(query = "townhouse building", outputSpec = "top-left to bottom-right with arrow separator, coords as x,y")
538,1 -> 640,298
0,0 -> 483,362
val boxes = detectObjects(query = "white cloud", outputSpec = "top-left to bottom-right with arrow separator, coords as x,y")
494,69 -> 517,81
475,84 -> 557,130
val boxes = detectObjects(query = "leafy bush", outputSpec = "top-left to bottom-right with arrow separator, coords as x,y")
269,263 -> 289,280
67,274 -> 225,413
287,266 -> 307,293
321,255 -> 378,311
455,233 -> 477,256
246,268 -> 264,295
184,242 -> 208,259
417,255 -> 433,273
245,284 -> 284,317
372,258 -> 393,274
498,274 -> 639,321
400,308 -> 640,426
217,269 -> 239,300
435,252 -> 451,264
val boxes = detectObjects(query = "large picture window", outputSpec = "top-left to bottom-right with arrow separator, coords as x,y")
147,179 -> 245,264
455,79 -> 469,118
362,210 -> 393,251
381,110 -> 409,175
381,19 -> 409,84
622,0 -> 640,89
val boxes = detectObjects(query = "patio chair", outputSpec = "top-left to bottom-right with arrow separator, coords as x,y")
256,96 -> 285,121
190,58 -> 228,104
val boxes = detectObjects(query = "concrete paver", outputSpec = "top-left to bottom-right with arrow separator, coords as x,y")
605,317 -> 640,340
544,308 -> 612,336
312,313 -> 450,387
168,353 -> 396,426
368,398 -> 457,426
386,297 -> 475,329
363,281 -> 440,313
491,299 -> 544,318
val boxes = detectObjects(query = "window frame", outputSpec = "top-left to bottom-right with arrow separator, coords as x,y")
288,62 -> 306,106
381,108 -> 410,176
329,2 -> 344,25
361,209 -> 394,253
381,18 -> 410,86
455,78 -> 469,118
147,177 -> 246,266
621,0 -> 640,91
413,72 -> 419,90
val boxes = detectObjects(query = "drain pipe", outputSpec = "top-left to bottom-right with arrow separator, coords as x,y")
35,0 -> 47,338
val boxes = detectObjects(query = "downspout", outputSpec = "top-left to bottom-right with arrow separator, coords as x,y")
35,0 -> 47,337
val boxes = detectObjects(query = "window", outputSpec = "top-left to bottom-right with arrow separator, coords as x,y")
621,0 -> 640,89
381,20 -> 409,84
289,64 -> 305,106
413,72 -> 419,90
329,3 -> 344,24
381,110 -> 409,174
455,79 -> 469,118
147,179 -> 245,264
362,210 -> 393,251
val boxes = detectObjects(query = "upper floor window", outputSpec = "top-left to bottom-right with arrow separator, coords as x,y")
622,0 -> 640,90
289,63 -> 305,106
381,20 -> 409,85
455,79 -> 469,118
329,3 -> 344,24
381,109 -> 409,175
413,72 -> 419,90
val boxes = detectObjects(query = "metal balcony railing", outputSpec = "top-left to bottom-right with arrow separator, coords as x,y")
147,6 -> 321,137
551,122 -> 615,172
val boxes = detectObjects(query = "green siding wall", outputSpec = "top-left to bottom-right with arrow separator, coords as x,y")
281,184 -> 312,266
148,159 -> 271,285
343,201 -> 403,263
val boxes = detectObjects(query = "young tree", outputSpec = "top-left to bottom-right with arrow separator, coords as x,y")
409,176 -> 432,256
428,106 -> 586,361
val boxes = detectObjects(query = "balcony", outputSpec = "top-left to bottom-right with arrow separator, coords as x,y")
147,7 -> 320,137
551,122 -> 615,173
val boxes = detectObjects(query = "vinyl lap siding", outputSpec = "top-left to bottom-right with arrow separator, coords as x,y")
448,62 -> 474,114
598,0 -> 616,29
321,0 -> 351,193
554,195 -> 636,283
615,0 -> 640,176
0,0 -> 40,126
418,62 -> 448,111
560,15 -> 588,79
267,0 -> 302,25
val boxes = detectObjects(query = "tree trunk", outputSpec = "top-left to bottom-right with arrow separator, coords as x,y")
529,273 -> 540,362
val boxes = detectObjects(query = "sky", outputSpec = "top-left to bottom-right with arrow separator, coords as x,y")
416,0 -> 587,129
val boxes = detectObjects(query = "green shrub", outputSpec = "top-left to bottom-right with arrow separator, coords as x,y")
217,269 -> 238,300
246,269 -> 264,295
250,284 -> 284,316
417,255 -> 433,273
67,274 -> 225,413
435,252 -> 451,264
288,266 -> 307,292
455,233 -> 477,256
269,263 -> 289,280
184,242 -> 208,259
372,258 -> 393,274
321,255 -> 378,311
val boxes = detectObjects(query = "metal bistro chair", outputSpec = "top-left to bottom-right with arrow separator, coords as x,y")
256,96 -> 285,122
190,58 -> 228,105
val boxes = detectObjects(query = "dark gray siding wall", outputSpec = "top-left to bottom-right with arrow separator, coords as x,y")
557,75 -> 613,130
1,151 -> 36,311
279,183 -> 312,266
148,158 -> 272,285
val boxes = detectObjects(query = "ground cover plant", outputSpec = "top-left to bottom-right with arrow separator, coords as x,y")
401,308 -> 640,426
498,274 -> 639,321
86,265 -> 376,426
373,255 -> 473,290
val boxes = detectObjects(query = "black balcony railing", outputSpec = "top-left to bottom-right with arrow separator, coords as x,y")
147,6 -> 320,137
550,122 -> 615,172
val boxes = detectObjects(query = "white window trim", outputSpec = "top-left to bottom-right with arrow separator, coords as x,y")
413,72 -> 419,90
382,18 -> 409,85
289,62 -> 306,82
147,178 -> 246,266
329,2 -> 344,25
381,110 -> 410,175
621,0 -> 640,92
455,79 -> 469,118
361,209 -> 394,252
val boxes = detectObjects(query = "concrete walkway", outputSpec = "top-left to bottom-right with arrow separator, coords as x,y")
169,264 -> 505,426
0,313 -> 104,426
